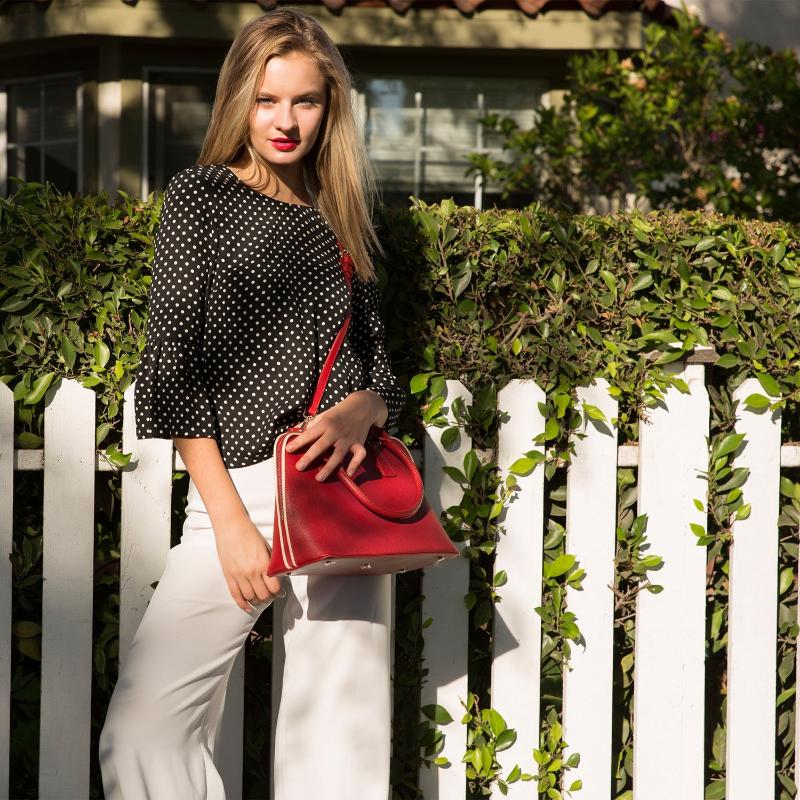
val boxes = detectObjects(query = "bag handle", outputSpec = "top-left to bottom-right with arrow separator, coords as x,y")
334,428 -> 425,519
301,240 -> 354,429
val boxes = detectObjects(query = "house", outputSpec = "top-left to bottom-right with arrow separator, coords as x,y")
663,0 -> 800,56
0,0 -> 674,209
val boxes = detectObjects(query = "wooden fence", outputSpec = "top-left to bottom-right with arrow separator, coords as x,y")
0,358 -> 794,799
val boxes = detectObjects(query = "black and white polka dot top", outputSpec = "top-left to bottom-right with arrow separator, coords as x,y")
133,163 -> 407,469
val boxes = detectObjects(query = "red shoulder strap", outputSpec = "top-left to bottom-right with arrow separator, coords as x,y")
304,240 -> 354,420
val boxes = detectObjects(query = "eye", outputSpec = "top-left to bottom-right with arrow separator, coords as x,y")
257,97 -> 318,106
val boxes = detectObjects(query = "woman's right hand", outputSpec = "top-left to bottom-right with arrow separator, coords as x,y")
214,517 -> 286,614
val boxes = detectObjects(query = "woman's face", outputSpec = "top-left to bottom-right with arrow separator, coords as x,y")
249,51 -> 328,171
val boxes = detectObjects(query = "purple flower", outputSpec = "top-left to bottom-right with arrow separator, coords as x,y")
756,122 -> 766,137
709,131 -> 720,143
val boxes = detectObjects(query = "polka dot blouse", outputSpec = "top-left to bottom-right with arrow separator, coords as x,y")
133,163 -> 407,469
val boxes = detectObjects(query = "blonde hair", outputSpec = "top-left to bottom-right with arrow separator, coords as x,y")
197,8 -> 384,282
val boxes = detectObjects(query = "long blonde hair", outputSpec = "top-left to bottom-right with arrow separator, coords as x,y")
197,8 -> 384,282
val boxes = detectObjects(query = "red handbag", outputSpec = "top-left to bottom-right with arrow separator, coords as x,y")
267,241 -> 460,577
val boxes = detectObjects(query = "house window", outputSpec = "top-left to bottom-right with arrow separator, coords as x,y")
144,70 -> 218,197
355,74 -> 545,210
1,75 -> 81,197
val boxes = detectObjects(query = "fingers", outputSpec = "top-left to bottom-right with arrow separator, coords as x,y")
293,429 -> 333,471
312,441 -> 349,482
227,569 -> 286,615
226,577 -> 256,614
345,442 -> 367,477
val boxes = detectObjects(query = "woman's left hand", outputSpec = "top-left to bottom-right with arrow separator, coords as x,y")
285,390 -> 388,481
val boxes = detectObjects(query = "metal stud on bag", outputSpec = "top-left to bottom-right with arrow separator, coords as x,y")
360,563 -> 373,570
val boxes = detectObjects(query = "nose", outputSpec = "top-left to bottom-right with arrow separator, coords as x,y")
275,102 -> 298,134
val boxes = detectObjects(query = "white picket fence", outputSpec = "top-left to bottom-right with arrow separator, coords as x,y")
0,358 -> 794,799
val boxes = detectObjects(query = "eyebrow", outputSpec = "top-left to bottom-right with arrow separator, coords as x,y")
256,91 -> 323,99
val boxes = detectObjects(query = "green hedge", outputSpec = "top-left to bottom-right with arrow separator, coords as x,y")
1,179 -> 799,798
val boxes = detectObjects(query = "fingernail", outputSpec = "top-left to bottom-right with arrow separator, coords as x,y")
296,460 -> 305,469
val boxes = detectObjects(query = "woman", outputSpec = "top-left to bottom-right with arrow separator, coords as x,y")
98,9 -> 406,799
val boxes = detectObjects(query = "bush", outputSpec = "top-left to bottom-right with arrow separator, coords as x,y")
467,4 -> 800,223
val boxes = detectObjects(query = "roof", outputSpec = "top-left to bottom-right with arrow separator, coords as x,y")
8,0 -> 676,19
248,0 -> 676,17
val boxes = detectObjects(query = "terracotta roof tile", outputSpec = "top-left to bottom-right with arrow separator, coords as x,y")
3,0 -> 677,21
251,0 -> 675,14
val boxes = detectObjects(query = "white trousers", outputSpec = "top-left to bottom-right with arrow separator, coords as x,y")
99,455 -> 393,799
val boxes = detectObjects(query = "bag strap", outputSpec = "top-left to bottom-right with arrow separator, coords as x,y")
302,240 -> 354,426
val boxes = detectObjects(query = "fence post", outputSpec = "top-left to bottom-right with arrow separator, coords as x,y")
491,378 -> 545,797
419,379 -> 472,800
119,380 -> 173,661
563,378 -> 619,798
633,359 -> 709,800
39,378 -> 95,800
0,381 -> 14,800
726,377 -> 781,795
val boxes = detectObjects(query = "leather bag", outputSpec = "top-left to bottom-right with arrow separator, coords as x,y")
267,240 -> 460,576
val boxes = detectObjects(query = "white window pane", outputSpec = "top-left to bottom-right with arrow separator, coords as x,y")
360,73 -> 544,202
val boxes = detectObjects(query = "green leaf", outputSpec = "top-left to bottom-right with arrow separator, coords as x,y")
410,372 -> 431,394
743,393 -> 770,410
440,426 -> 459,448
421,704 -> 453,725
487,708 -> 507,736
25,372 -> 56,404
93,339 -> 111,370
582,403 -> 607,421
630,271 -> 653,292
755,372 -> 781,398
509,457 -> 536,476
713,432 -> 745,460
545,553 -> 575,579
495,728 -> 517,751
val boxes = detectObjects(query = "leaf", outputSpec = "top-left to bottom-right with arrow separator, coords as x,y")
93,339 -> 111,370
582,403 -> 607,421
743,392 -> 770,410
545,553 -> 575,579
630,271 -> 653,292
487,708 -> 507,736
714,354 -> 740,369
495,728 -> 517,751
25,372 -> 56,405
509,457 -> 536,476
755,372 -> 781,398
410,372 -> 431,394
421,704 -> 453,725
17,431 -> 44,448
440,426 -> 459,448
713,432 -> 745,460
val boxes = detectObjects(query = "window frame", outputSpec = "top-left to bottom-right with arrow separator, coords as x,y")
0,71 -> 83,198
353,73 -> 549,209
140,65 -> 220,200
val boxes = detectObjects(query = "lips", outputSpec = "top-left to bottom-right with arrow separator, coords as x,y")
271,138 -> 298,143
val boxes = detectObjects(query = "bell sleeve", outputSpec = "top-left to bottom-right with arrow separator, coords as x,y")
349,275 -> 407,430
134,169 -> 218,441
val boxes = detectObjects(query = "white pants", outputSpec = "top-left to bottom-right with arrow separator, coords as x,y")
99,455 -> 393,799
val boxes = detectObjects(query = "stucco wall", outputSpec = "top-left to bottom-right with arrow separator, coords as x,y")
664,0 -> 800,54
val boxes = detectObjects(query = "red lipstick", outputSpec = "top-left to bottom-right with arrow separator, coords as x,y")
271,137 -> 299,151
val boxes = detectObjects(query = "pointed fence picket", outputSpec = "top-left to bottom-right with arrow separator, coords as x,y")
491,378 -> 546,797
633,360 -> 709,799
0,361 -> 796,800
419,379 -> 473,800
726,377 -> 781,797
562,380 -> 619,799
